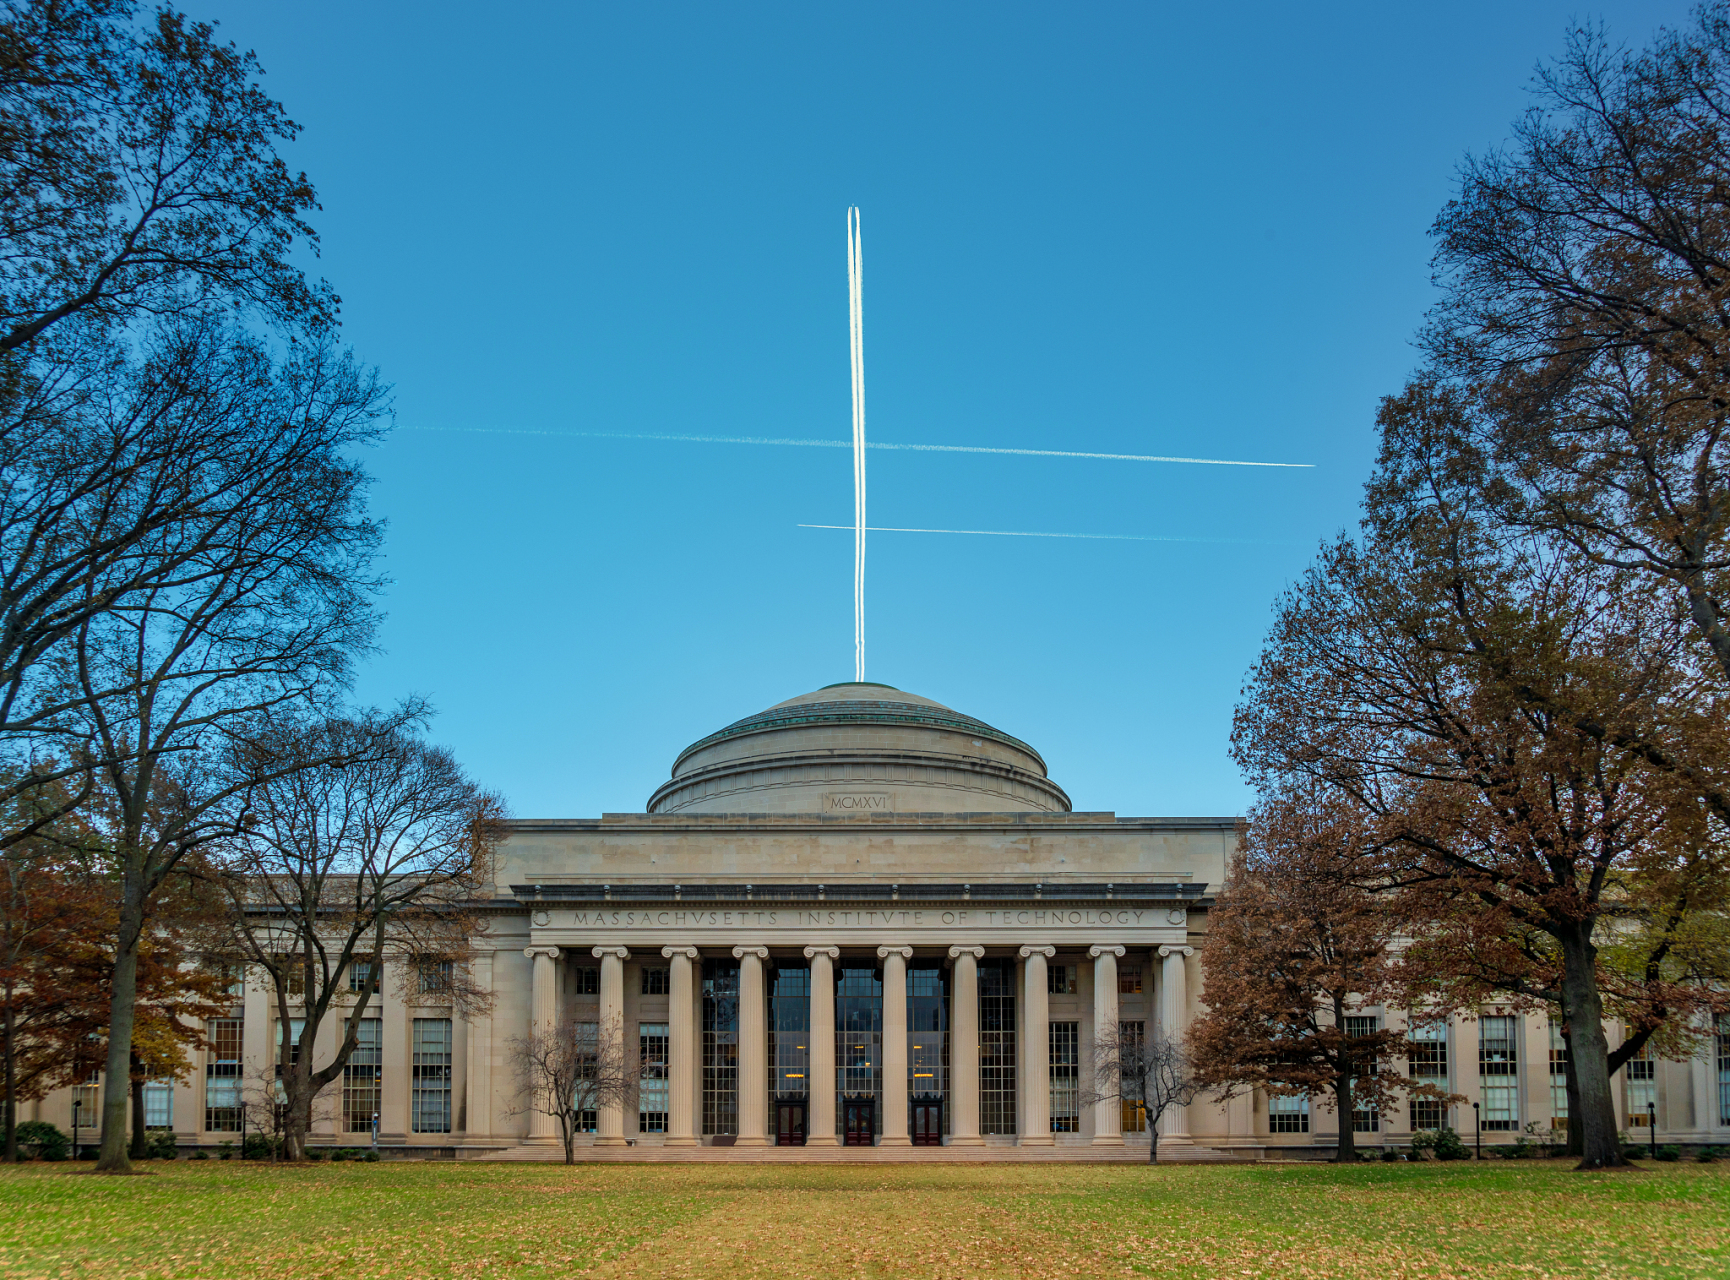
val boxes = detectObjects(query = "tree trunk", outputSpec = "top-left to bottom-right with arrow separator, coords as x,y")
129,1058 -> 147,1159
1562,1022 -> 1583,1158
4,988 -> 15,1164
1148,1121 -> 1159,1165
1334,1076 -> 1356,1163
1557,928 -> 1630,1170
95,880 -> 145,1174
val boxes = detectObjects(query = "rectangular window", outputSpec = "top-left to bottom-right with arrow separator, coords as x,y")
639,1022 -> 670,1133
72,1077 -> 100,1145
1117,965 -> 1142,996
218,962 -> 244,999
836,966 -> 883,1138
641,967 -> 670,996
1118,1020 -> 1147,1132
573,966 -> 600,996
412,1018 -> 452,1134
574,1022 -> 598,1131
418,960 -> 454,995
770,966 -> 810,1098
143,1075 -> 172,1129
273,954 -> 306,995
1268,1093 -> 1309,1133
348,958 -> 380,995
979,961 -> 1017,1135
1049,1021 -> 1080,1132
206,1017 -> 243,1131
702,961 -> 739,1136
275,1017 -> 306,1072
1046,964 -> 1076,996
1344,1014 -> 1379,1132
1626,1042 -> 1656,1127
1479,1014 -> 1519,1131
1548,1018 -> 1569,1128
1718,1014 -> 1730,1127
343,1017 -> 381,1132
1408,1018 -> 1448,1130
907,966 -> 948,1138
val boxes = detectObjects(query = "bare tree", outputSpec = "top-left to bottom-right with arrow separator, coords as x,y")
1083,1022 -> 1199,1165
507,1016 -> 633,1165
215,712 -> 503,1161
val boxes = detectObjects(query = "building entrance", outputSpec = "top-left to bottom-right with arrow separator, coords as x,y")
775,1100 -> 806,1146
843,1098 -> 875,1145
911,1099 -> 943,1146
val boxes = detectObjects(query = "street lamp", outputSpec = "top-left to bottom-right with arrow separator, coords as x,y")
1648,1101 -> 1657,1158
70,1098 -> 80,1162
1472,1101 -> 1481,1160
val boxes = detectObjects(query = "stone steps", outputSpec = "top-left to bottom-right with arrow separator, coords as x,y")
474,1142 -> 1254,1163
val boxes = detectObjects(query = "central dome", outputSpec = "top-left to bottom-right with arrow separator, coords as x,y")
646,683 -> 1071,815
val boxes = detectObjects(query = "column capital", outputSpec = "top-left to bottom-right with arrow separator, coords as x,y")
947,945 -> 985,960
661,945 -> 700,961
732,945 -> 769,961
876,945 -> 914,961
1017,944 -> 1056,959
1158,945 -> 1196,958
523,946 -> 561,961
1088,944 -> 1126,959
591,945 -> 631,961
802,945 -> 840,960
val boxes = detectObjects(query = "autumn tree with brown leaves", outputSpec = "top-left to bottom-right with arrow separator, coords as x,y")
1188,787 -> 1450,1163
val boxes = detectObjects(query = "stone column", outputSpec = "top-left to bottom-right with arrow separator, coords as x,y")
661,947 -> 699,1146
1158,945 -> 1195,1145
733,946 -> 769,1145
1090,945 -> 1125,1145
878,946 -> 913,1146
592,946 -> 631,1146
523,947 -> 561,1143
1019,945 -> 1055,1145
804,946 -> 839,1146
948,946 -> 985,1146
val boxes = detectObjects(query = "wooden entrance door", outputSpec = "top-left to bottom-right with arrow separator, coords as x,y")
911,1101 -> 943,1146
843,1099 -> 875,1146
776,1101 -> 806,1146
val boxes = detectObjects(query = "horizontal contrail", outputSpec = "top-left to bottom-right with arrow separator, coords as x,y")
798,523 -> 1296,546
400,425 -> 1313,469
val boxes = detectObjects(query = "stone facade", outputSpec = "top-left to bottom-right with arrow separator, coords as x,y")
28,683 -> 1730,1158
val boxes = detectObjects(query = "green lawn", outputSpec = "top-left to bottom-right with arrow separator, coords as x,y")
0,1158 -> 1722,1280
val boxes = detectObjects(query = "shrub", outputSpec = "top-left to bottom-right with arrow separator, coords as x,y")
329,1148 -> 349,1162
190,1150 -> 210,1160
1656,1145 -> 1681,1162
241,1133 -> 280,1160
12,1121 -> 68,1162
306,1148 -> 326,1161
362,1150 -> 379,1162
1432,1128 -> 1470,1161
146,1131 -> 179,1160
1380,1149 -> 1402,1162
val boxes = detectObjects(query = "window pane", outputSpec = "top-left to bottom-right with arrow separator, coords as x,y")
1049,1021 -> 1079,1132
412,1018 -> 452,1133
702,961 -> 739,1136
1479,1015 -> 1519,1130
344,1018 -> 382,1132
640,1022 -> 670,1133
979,961 -> 1017,1135
206,1017 -> 244,1131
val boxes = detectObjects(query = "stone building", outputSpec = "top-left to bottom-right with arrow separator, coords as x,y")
32,683 -> 1730,1158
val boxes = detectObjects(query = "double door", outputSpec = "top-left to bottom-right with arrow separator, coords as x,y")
843,1099 -> 875,1146
776,1101 -> 806,1146
911,1101 -> 943,1146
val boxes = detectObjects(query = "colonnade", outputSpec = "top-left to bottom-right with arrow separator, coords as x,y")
521,939 -> 1194,1147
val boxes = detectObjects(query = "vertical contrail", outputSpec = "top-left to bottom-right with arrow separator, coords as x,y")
848,207 -> 866,683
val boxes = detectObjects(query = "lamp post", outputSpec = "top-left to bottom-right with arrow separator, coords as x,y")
1472,1101 -> 1480,1160
70,1098 -> 80,1162
1648,1101 -> 1657,1158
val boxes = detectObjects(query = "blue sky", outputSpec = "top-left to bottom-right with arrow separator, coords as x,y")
189,1 -> 1690,819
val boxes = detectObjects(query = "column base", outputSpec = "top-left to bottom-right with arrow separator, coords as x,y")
878,1135 -> 911,1147
805,1134 -> 839,1147
1018,1134 -> 1056,1147
946,1134 -> 985,1147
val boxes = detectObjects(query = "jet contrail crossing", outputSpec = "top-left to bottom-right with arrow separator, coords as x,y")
399,424 -> 1313,468
848,207 -> 866,683
799,523 -> 1297,546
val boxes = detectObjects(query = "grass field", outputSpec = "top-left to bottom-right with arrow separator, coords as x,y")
0,1158 -> 1722,1280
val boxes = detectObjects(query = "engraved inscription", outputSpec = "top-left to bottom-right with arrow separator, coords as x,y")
824,792 -> 892,812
